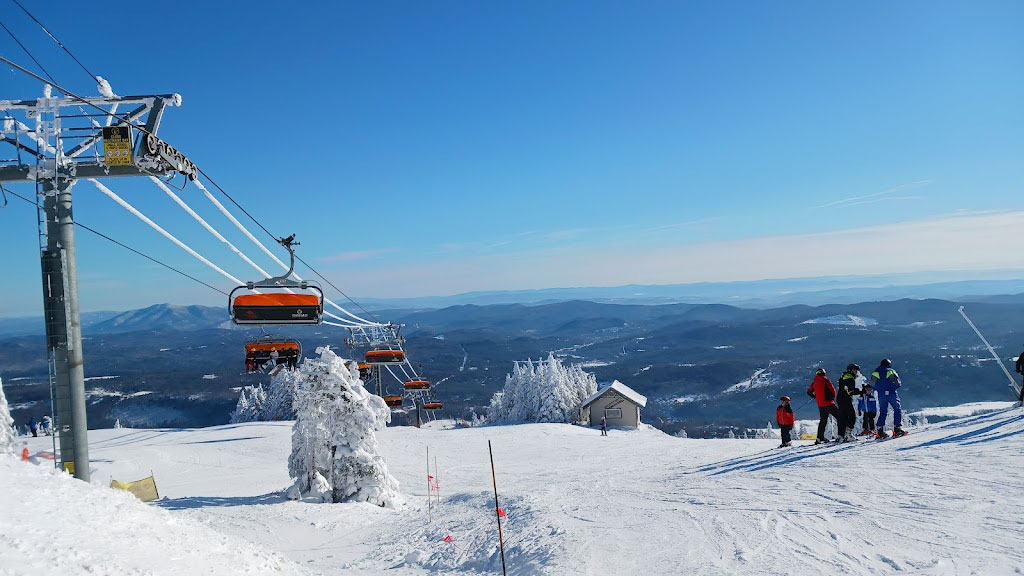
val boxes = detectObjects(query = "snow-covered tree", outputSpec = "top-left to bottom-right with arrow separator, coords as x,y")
287,347 -> 401,507
113,419 -> 122,429
230,365 -> 303,423
726,429 -> 736,439
675,428 -> 688,439
230,383 -> 267,423
264,368 -> 301,421
486,353 -> 598,424
0,377 -> 17,455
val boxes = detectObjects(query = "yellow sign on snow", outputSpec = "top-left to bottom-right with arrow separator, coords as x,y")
110,475 -> 160,502
102,126 -> 133,167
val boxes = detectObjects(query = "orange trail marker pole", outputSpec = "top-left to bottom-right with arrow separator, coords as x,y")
21,447 -> 29,461
488,440 -> 507,576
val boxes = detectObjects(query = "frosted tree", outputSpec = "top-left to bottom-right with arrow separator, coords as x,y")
726,429 -> 736,439
114,419 -> 122,429
675,428 -> 688,439
0,377 -> 17,455
486,353 -> 598,424
230,383 -> 268,423
264,367 -> 301,421
287,347 -> 401,507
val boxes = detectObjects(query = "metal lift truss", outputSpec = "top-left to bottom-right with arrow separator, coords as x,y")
1,89 -> 185,480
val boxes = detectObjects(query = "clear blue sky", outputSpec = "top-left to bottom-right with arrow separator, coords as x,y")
2,1 -> 1023,315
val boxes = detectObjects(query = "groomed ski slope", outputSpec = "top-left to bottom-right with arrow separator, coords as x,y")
5,406 -> 1024,575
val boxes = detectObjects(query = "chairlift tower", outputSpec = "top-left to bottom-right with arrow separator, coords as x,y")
1,87 -> 185,480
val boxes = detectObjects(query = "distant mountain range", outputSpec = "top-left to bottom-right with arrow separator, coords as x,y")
356,273 -> 1024,309
2,295 -> 1022,436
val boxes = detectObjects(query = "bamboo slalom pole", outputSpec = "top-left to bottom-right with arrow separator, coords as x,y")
488,440 -> 507,576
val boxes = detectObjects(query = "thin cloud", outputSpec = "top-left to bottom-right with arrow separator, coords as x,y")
839,195 -> 927,209
815,180 -> 932,209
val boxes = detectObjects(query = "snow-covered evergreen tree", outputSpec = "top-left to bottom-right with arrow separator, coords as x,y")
726,429 -> 736,439
0,377 -> 17,455
264,368 -> 301,421
486,353 -> 598,424
230,366 -> 301,423
675,428 -> 688,439
230,383 -> 268,423
287,347 -> 401,507
113,419 -> 122,429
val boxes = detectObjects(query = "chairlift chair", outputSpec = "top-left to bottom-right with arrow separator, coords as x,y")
383,395 -> 404,408
403,379 -> 430,390
229,236 -> 323,325
244,331 -> 301,373
365,349 -> 405,364
422,401 -> 443,411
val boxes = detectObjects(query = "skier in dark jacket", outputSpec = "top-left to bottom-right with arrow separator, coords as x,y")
776,396 -> 795,448
807,368 -> 840,444
29,417 -> 38,437
870,359 -> 905,438
836,364 -> 863,442
1015,347 -> 1024,405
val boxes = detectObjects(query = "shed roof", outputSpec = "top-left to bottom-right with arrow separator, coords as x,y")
582,380 -> 647,409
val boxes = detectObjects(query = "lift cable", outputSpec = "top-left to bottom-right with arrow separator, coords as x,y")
0,53 -> 382,326
3,185 -> 227,295
10,0 -> 98,82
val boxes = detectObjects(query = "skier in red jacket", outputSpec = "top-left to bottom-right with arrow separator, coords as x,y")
776,396 -> 795,447
807,368 -> 840,445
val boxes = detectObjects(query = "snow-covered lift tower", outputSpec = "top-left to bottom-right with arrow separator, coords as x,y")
0,81 -> 185,481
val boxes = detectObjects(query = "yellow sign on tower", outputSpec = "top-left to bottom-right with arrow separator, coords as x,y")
102,126 -> 133,166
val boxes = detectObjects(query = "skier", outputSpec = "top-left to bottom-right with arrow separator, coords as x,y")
776,395 -> 795,447
836,364 -> 863,441
870,359 -> 906,438
269,347 -> 280,368
807,368 -> 840,444
858,383 -> 878,435
600,415 -> 608,436
41,415 -> 52,436
1015,346 -> 1024,405
29,417 -> 38,437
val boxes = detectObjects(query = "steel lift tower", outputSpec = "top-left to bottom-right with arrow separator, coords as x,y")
1,85 -> 187,480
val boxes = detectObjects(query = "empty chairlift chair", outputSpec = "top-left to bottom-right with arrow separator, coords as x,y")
404,379 -> 430,390
365,349 -> 406,364
422,401 -> 443,411
383,395 -> 404,408
228,236 -> 324,326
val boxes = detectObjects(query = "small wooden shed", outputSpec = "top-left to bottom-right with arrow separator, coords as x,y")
581,380 -> 647,428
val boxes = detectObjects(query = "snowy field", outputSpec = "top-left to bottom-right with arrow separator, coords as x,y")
4,406 -> 1024,575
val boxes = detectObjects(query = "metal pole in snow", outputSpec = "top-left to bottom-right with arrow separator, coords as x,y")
426,445 -> 432,523
958,306 -> 1021,398
488,440 -> 507,576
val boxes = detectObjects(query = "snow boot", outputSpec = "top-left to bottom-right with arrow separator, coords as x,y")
892,428 -> 907,438
876,430 -> 889,439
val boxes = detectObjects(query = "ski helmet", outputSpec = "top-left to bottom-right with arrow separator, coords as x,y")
880,358 -> 892,368
780,395 -> 791,402
847,363 -> 860,373
815,368 -> 826,375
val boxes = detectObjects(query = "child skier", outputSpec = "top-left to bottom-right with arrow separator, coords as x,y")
858,383 -> 878,435
600,415 -> 608,436
776,396 -> 795,447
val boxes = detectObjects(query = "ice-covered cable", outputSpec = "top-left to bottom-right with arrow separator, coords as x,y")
151,176 -> 277,281
90,179 -> 247,287
192,177 -> 383,326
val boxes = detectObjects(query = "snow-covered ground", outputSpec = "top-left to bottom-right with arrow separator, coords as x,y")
4,406 -> 1024,575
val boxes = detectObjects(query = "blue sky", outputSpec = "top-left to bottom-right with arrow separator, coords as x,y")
2,1 -> 1023,315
